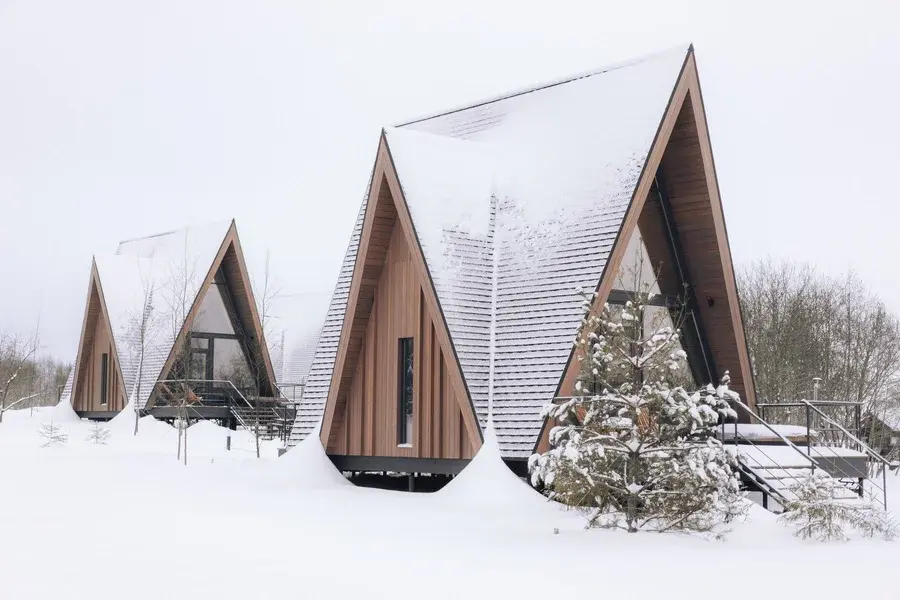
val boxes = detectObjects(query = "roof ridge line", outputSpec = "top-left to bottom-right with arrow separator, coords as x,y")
396,43 -> 690,128
115,219 -> 234,251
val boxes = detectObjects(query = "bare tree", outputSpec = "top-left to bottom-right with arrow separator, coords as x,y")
160,246 -> 202,466
0,328 -> 40,424
738,259 -> 900,440
125,259 -> 159,436
246,250 -> 280,458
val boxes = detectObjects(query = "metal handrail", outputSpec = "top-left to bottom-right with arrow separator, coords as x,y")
798,400 -> 893,510
728,431 -> 799,509
757,401 -> 864,407
156,378 -> 254,409
799,400 -> 894,468
729,397 -> 821,469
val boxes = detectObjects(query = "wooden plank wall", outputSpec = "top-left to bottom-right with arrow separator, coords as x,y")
656,94 -> 748,402
327,223 -> 475,459
74,286 -> 124,412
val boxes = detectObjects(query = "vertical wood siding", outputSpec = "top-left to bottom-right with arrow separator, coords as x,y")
327,220 -> 476,459
74,285 -> 125,412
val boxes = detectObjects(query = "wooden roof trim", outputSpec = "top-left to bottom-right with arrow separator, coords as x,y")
381,134 -> 483,450
537,50 -> 756,454
550,49 -> 694,413
318,151 -> 385,445
72,261 -> 129,406
682,54 -> 757,406
534,47 -> 693,453
70,261 -> 98,405
318,134 -> 483,452
93,262 -> 132,404
224,225 -> 279,395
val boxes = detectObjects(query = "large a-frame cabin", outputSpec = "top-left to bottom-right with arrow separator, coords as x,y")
59,220 -> 286,429
289,45 -> 757,481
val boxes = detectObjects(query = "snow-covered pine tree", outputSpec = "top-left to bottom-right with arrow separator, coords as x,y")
779,472 -> 897,542
529,286 -> 746,533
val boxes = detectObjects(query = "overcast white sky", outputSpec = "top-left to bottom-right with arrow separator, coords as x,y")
1,0 -> 898,359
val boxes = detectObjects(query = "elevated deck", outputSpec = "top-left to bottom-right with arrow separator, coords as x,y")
727,444 -> 869,480
723,398 -> 893,511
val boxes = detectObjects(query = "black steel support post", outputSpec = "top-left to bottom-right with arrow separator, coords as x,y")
652,174 -> 717,385
806,404 -> 813,461
408,473 -> 415,493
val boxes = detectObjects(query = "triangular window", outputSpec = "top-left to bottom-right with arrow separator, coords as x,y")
193,271 -> 237,335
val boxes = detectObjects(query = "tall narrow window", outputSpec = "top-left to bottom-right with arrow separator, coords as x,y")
100,353 -> 109,406
397,338 -> 414,445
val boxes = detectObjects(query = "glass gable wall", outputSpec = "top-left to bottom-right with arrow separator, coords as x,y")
166,268 -> 258,401
582,226 -> 696,392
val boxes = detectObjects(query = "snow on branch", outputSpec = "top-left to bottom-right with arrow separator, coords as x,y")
530,287 -> 746,534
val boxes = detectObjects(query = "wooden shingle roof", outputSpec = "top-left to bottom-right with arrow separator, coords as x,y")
290,45 -> 694,457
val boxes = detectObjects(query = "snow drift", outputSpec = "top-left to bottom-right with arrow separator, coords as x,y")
277,434 -> 351,489
437,421 -> 557,513
49,397 -> 83,424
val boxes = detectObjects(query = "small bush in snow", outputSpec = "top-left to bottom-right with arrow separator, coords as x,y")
779,473 -> 897,542
529,288 -> 746,533
38,421 -> 68,448
85,423 -> 111,445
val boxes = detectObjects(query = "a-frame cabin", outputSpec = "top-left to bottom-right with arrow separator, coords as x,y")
289,44 -> 756,481
59,220 -> 283,427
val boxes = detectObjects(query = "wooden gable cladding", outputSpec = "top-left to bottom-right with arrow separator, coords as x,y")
328,225 -> 476,458
539,49 -> 756,453
653,94 -> 751,403
145,222 -> 278,407
71,264 -> 127,412
320,134 -> 482,457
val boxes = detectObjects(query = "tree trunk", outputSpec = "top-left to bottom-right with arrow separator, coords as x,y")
255,412 -> 261,459
176,406 -> 183,461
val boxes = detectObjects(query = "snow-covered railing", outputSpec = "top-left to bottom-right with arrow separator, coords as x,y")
757,401 -> 862,447
154,378 -> 254,409
722,398 -> 825,511
797,400 -> 894,509
727,398 -> 820,467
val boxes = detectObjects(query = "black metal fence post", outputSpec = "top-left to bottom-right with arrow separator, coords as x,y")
806,404 -> 813,472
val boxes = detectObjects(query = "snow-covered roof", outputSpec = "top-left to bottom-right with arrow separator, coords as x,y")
878,406 -> 900,431
291,45 -> 691,457
64,221 -> 233,409
267,291 -> 332,399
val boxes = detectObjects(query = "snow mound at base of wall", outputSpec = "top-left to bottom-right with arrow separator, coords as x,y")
277,434 -> 352,489
49,398 -> 83,424
107,402 -> 175,438
437,421 -> 554,512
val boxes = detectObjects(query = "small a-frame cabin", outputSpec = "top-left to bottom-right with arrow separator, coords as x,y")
289,44 -> 757,482
59,220 -> 288,431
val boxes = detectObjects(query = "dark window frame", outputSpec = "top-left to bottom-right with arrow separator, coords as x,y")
100,353 -> 109,406
397,337 -> 414,445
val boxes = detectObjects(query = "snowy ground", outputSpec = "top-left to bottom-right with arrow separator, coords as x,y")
1,404 -> 898,599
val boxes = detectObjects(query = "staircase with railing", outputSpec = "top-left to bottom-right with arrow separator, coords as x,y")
726,398 -> 896,512
230,401 -> 298,444
151,379 -> 297,444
